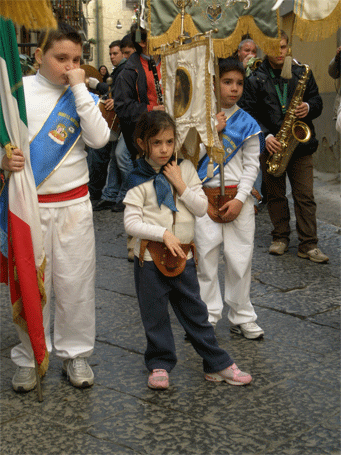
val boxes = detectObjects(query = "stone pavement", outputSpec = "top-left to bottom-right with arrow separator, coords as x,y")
0,191 -> 340,455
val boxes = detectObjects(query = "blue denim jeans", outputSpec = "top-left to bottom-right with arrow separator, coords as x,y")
102,134 -> 134,203
87,142 -> 111,200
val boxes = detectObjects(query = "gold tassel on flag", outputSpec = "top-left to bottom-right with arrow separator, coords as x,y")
281,55 -> 293,79
0,0 -> 57,30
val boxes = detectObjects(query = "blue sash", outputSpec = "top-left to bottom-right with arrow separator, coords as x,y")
197,107 -> 263,183
126,156 -> 181,212
30,87 -> 98,188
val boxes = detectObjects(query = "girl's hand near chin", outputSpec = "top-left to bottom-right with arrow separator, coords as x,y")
163,161 -> 186,196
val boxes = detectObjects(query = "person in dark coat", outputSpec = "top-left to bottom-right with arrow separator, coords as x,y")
240,30 -> 329,263
113,23 -> 164,160
87,40 -> 127,202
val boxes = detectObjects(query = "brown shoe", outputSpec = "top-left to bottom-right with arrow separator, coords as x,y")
269,240 -> 288,255
298,248 -> 329,263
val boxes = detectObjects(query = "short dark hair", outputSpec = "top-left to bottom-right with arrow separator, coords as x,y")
131,23 -> 147,55
280,29 -> 289,44
219,57 -> 245,79
120,34 -> 135,51
37,23 -> 82,54
134,111 -> 176,157
109,40 -> 121,49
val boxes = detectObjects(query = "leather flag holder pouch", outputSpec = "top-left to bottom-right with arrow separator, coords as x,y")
139,240 -> 196,277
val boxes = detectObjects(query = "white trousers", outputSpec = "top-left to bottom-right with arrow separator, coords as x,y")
11,200 -> 96,368
194,196 -> 257,326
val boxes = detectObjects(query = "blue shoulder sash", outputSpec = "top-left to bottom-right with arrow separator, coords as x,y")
197,107 -> 263,183
126,156 -> 182,212
30,87 -> 98,188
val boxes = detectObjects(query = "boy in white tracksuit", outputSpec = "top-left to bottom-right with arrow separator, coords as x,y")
195,57 -> 264,340
1,26 -> 110,391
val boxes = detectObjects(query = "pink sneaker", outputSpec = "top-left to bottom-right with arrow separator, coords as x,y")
148,369 -> 169,389
205,363 -> 252,386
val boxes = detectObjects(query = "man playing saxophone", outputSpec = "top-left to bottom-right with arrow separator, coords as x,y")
240,30 -> 329,263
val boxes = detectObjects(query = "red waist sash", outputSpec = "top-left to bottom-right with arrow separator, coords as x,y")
37,184 -> 88,203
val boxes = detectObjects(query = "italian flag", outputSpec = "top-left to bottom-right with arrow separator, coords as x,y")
0,16 -> 48,376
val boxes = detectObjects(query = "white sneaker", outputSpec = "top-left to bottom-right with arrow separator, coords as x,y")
230,322 -> 264,340
63,357 -> 94,388
12,366 -> 36,392
269,240 -> 288,255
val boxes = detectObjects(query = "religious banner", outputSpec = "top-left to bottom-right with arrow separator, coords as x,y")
292,0 -> 341,41
144,0 -> 281,57
162,37 -> 223,166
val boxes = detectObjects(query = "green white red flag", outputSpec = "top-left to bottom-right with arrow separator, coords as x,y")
0,16 -> 48,376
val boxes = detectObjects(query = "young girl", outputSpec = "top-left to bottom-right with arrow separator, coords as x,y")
123,111 -> 252,390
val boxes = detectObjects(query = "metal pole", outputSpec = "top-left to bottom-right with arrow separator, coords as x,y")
96,0 -> 100,69
34,359 -> 43,402
214,57 -> 225,195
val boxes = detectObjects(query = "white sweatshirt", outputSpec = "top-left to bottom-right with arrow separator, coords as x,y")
1,72 -> 110,205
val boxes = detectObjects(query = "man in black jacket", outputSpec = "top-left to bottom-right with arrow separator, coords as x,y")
240,31 -> 329,263
113,24 -> 164,160
88,40 -> 128,205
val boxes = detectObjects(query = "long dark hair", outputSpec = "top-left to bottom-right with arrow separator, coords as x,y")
99,65 -> 109,82
134,111 -> 176,157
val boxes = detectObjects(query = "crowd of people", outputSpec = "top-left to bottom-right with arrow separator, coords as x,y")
1,22 -> 338,392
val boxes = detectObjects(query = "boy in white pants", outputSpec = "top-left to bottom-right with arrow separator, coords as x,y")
1,26 -> 110,391
195,57 -> 264,340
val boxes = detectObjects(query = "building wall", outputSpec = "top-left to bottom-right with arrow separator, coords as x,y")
85,0 -> 136,71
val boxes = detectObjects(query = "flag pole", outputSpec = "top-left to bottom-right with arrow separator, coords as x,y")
34,359 -> 43,402
214,56 -> 225,196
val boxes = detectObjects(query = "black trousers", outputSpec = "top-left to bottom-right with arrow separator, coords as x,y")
134,257 -> 233,373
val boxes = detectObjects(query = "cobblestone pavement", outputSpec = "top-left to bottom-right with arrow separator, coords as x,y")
1,191 -> 340,455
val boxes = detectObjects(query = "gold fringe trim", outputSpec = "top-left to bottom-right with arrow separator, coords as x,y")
12,297 -> 26,331
12,256 -> 47,328
37,255 -> 47,309
147,14 -> 198,54
0,0 -> 57,30
148,13 -> 281,58
13,264 -> 18,281
212,15 -> 281,58
210,145 -> 226,164
11,255 -> 48,377
293,1 -> 341,42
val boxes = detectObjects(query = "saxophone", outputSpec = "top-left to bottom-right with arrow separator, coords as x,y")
266,64 -> 311,177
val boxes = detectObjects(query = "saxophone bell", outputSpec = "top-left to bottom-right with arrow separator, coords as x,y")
292,120 -> 311,143
247,57 -> 263,72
